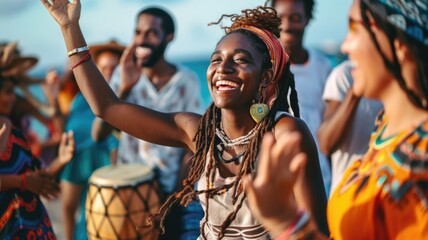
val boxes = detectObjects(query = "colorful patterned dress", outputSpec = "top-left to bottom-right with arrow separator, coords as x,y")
0,126 -> 56,240
328,111 -> 428,239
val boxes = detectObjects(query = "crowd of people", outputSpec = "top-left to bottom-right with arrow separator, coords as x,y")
1,0 -> 427,239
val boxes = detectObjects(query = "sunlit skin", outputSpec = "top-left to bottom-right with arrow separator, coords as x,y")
342,0 -> 425,137
274,0 -> 308,58
341,1 -> 394,100
40,1 -> 328,237
123,12 -> 175,92
133,13 -> 168,67
207,32 -> 269,113
0,80 -> 17,115
95,51 -> 120,82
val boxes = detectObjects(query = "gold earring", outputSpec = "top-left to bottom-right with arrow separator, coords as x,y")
250,102 -> 269,123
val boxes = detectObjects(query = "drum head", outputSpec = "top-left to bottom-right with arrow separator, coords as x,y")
89,164 -> 155,187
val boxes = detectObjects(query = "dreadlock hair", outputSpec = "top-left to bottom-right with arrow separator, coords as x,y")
360,1 -> 428,109
148,3 -> 300,239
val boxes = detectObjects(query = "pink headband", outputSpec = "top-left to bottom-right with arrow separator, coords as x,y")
236,25 -> 289,108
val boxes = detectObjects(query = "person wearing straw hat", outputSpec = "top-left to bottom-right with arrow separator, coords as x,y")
0,42 -> 63,164
0,44 -> 76,239
57,39 -> 125,240
0,42 -> 38,78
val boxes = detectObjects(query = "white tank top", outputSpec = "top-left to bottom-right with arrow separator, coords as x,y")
195,112 -> 291,239
196,156 -> 270,240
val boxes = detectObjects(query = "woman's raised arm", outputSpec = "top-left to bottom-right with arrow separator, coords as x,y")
40,0 -> 200,150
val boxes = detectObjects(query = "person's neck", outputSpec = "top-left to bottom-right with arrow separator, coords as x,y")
220,108 -> 256,140
142,59 -> 177,91
382,90 -> 428,138
287,46 -> 308,65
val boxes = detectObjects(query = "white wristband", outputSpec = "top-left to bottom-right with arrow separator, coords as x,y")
67,46 -> 89,57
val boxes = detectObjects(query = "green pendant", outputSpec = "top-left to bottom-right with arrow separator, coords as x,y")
250,103 -> 269,123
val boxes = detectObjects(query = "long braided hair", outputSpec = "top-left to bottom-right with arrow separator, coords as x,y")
150,3 -> 300,239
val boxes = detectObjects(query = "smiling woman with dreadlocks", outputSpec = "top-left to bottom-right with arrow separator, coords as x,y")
40,0 -> 328,239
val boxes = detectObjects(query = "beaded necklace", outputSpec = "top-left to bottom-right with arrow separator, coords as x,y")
215,121 -> 260,164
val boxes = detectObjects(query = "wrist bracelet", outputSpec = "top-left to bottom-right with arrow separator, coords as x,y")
70,52 -> 91,70
274,211 -> 310,240
291,211 -> 310,234
67,46 -> 89,57
20,173 -> 27,191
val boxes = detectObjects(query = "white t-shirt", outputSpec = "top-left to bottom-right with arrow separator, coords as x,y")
109,66 -> 204,193
291,48 -> 332,194
322,60 -> 383,195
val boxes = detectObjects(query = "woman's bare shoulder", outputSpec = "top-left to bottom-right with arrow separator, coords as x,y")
273,113 -> 310,136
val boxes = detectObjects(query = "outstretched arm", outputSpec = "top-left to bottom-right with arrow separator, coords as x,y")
91,117 -> 116,142
40,0 -> 199,151
91,69 -> 136,142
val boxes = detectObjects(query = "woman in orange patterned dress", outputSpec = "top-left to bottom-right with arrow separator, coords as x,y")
243,0 -> 428,239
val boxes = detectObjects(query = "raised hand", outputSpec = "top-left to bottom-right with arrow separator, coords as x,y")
40,0 -> 81,28
119,44 -> 141,95
58,131 -> 75,164
26,170 -> 61,200
243,132 -> 307,238
44,70 -> 61,101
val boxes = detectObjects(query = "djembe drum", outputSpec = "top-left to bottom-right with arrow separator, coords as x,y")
86,164 -> 161,240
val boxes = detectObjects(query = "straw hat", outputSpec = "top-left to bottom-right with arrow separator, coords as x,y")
89,40 -> 126,60
0,42 -> 39,80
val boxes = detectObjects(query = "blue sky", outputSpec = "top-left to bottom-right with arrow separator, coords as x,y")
0,0 -> 352,73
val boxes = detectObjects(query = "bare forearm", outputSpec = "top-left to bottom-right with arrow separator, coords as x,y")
318,92 -> 360,155
44,158 -> 67,178
297,156 -> 329,236
0,174 -> 22,191
60,24 -> 119,117
58,25 -> 196,149
21,87 -> 53,115
295,127 -> 329,235
91,117 -> 115,142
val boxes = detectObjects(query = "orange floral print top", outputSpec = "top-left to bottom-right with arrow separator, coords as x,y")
327,111 -> 428,240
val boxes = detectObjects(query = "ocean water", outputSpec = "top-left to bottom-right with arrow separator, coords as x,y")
180,58 -> 212,109
24,52 -> 343,138
24,58 -> 213,138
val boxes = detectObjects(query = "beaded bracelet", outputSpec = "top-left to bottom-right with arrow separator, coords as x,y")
20,173 -> 27,191
289,222 -> 317,240
70,52 -> 91,70
274,211 -> 310,240
67,46 -> 89,57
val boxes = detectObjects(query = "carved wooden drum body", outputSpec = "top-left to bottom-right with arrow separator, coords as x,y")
86,164 -> 161,240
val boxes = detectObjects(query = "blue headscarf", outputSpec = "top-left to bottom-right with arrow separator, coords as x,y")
363,0 -> 428,46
